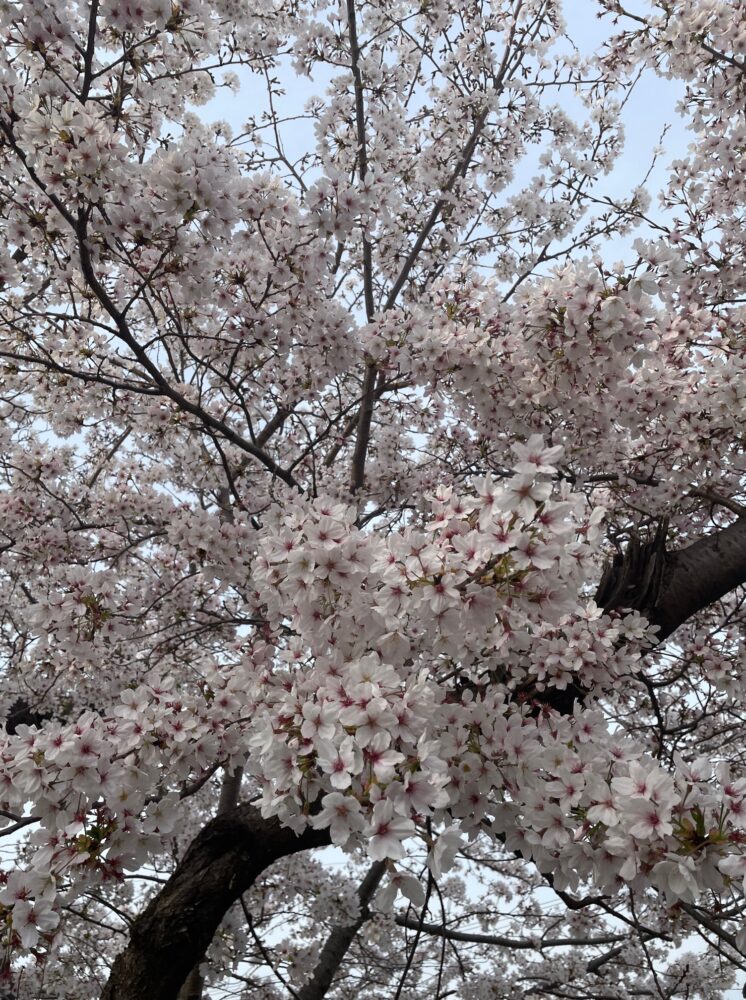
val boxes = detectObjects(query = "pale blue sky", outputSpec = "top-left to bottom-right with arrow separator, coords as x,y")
199,0 -> 693,276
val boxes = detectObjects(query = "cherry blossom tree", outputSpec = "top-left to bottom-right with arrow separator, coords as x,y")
0,0 -> 745,996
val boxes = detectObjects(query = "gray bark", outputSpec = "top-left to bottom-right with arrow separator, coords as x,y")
596,516 -> 746,644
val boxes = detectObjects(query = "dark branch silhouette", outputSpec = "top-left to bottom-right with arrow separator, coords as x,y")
100,806 -> 329,1000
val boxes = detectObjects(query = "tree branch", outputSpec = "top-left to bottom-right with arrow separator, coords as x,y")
346,0 -> 378,493
0,123 -> 299,491
345,0 -> 374,323
597,517 -> 746,644
175,766 -> 245,1000
346,0 -> 530,492
297,860 -> 386,1000
100,806 -> 330,1000
530,515 -> 746,716
80,0 -> 99,100
394,915 -> 630,951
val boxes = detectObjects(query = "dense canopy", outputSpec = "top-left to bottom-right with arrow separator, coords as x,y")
1,0 -> 746,997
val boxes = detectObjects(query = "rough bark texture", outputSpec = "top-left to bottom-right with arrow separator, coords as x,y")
175,967 -> 203,1000
175,767 -> 245,1000
536,517 -> 746,714
646,517 -> 746,642
596,516 -> 746,644
100,806 -> 330,1000
595,518 -> 669,621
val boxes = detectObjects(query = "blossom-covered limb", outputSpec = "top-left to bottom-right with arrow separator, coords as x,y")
100,805 -> 330,1000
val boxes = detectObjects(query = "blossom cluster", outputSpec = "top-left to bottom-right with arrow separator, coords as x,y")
239,457 -> 746,911
0,0 -> 745,991
0,668 -> 250,950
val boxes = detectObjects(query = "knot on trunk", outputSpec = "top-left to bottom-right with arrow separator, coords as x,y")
595,518 -> 669,617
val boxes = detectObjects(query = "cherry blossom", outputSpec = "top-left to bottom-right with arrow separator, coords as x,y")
0,0 -> 744,997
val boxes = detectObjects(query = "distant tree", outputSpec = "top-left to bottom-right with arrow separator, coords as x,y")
0,0 -> 745,997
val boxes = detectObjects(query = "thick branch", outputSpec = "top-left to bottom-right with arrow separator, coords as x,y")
217,766 -> 243,815
297,861 -> 386,1000
175,968 -> 203,1000
596,517 -> 746,644
345,0 -> 374,323
80,0 -> 99,100
346,0 -> 377,492
349,364 -> 380,492
175,767 -> 245,1000
101,806 -> 330,1000
525,517 -> 746,716
649,517 -> 746,641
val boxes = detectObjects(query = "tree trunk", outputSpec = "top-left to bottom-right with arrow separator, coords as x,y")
176,967 -> 203,1000
175,767 -> 245,1000
101,806 -> 329,1000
